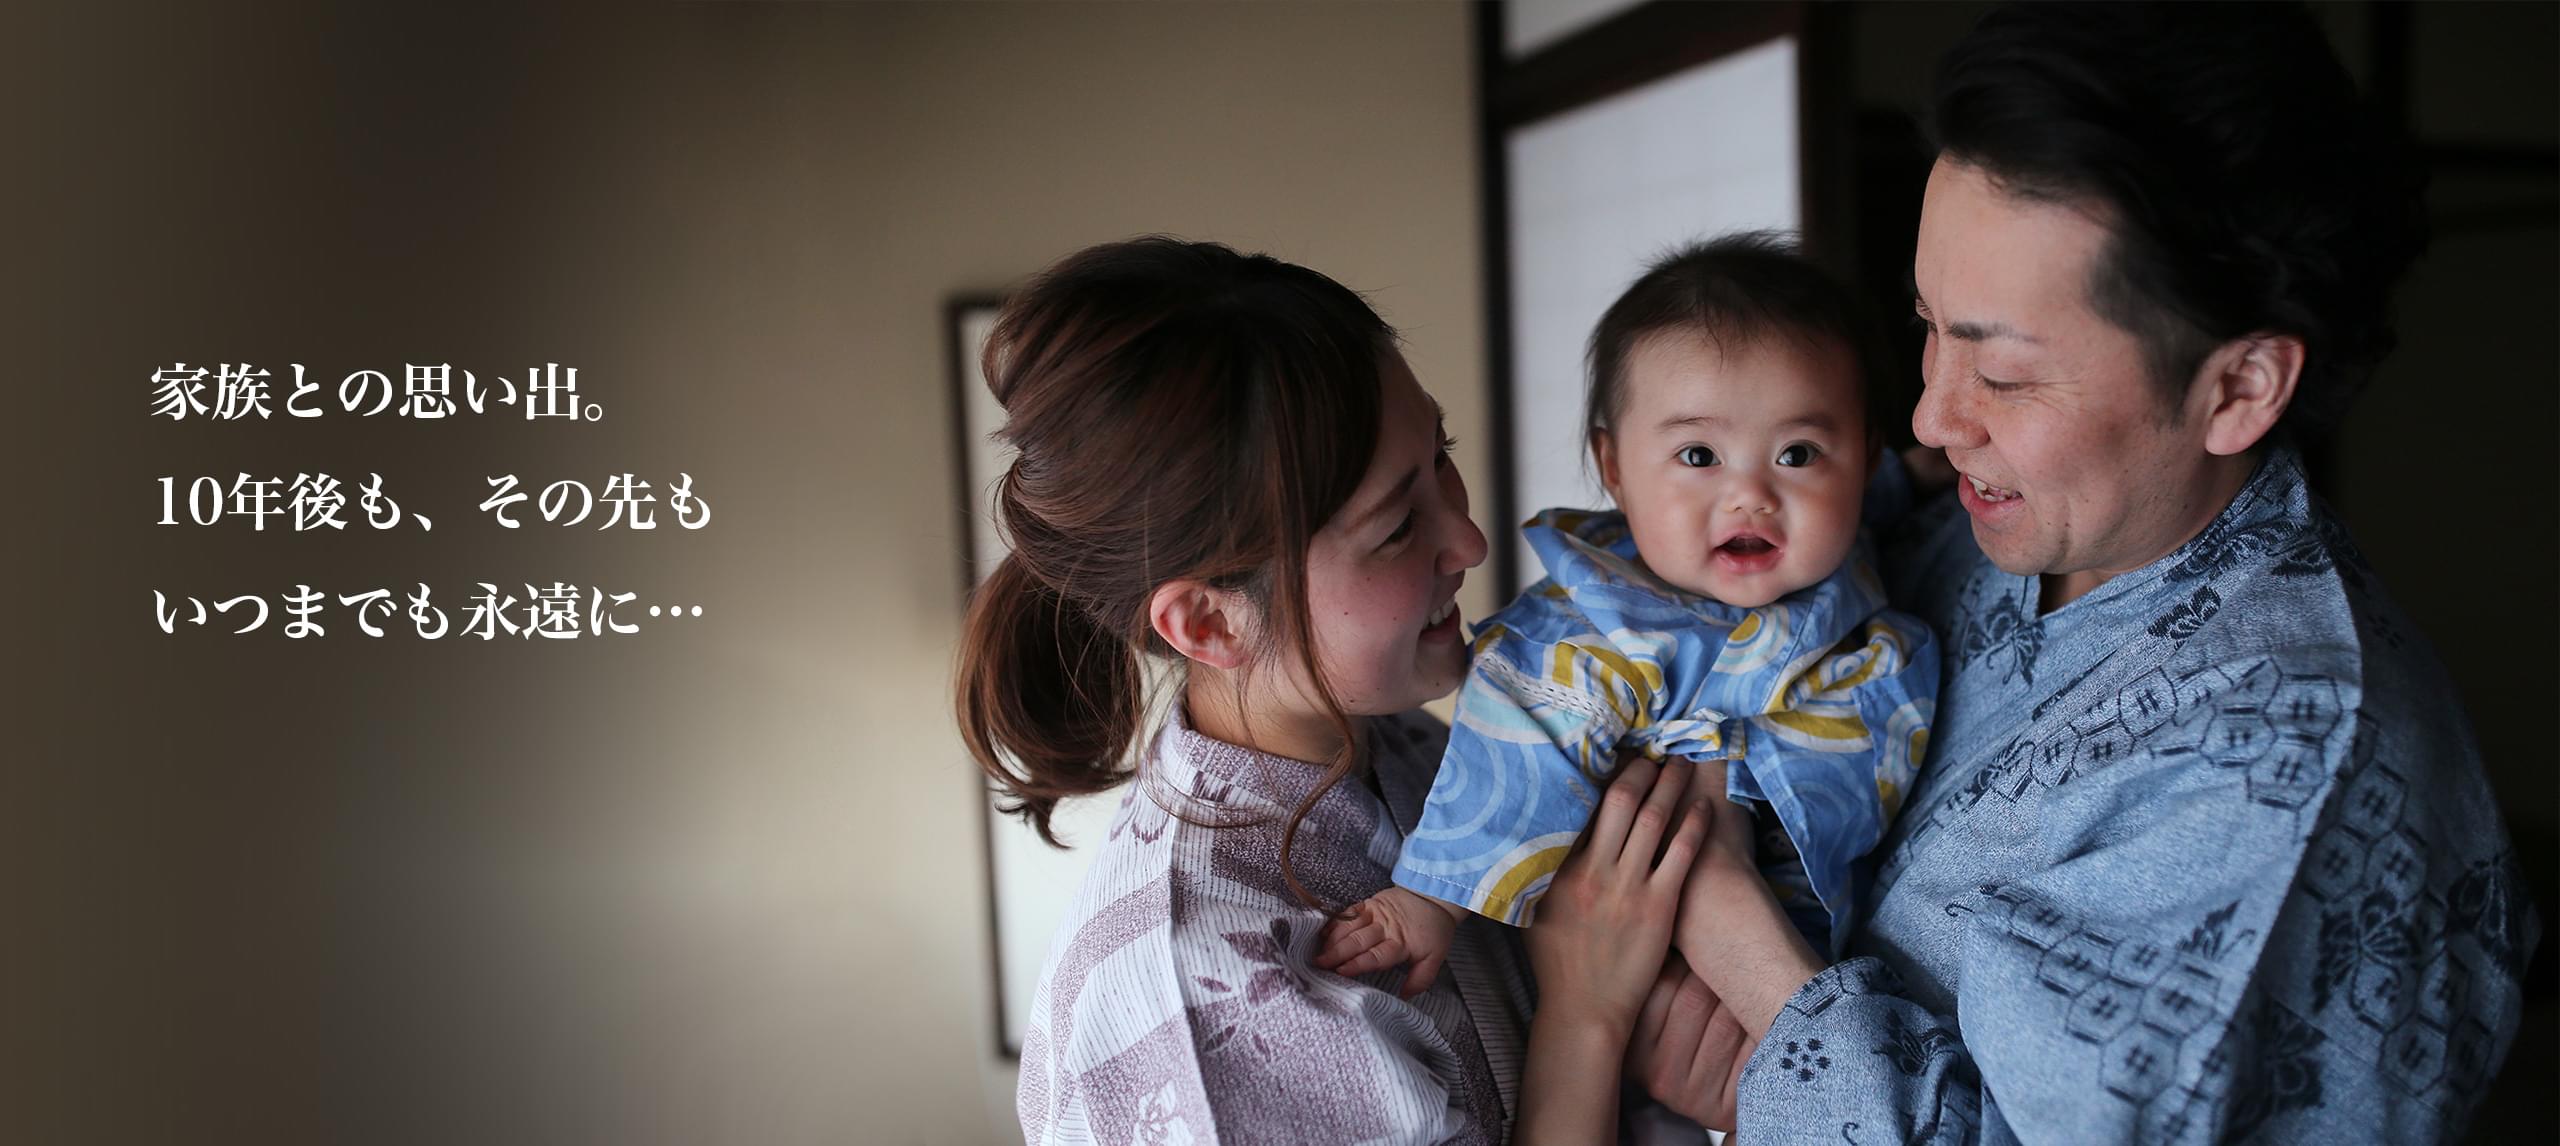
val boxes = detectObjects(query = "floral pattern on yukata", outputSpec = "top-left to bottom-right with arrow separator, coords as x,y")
1017,707 -> 1532,1146
1738,448 -> 2537,1144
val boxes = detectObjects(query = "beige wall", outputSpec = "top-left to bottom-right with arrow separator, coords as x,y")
797,5 -> 1492,1139
15,3 -> 1483,1144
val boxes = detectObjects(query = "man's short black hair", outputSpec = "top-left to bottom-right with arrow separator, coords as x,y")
1585,230 -> 1896,451
1931,1 -> 2425,440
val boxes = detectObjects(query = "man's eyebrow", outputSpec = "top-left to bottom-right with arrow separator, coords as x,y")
1947,318 -> 2036,343
1912,287 -> 2040,344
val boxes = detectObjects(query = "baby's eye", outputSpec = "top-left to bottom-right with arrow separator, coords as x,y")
1776,443 -> 1821,467
1677,445 -> 1718,468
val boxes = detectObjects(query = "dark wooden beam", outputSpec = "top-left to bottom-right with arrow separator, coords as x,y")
1491,0 -> 1803,131
1475,1 -> 1523,596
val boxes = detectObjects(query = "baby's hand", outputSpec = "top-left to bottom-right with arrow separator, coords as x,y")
1315,886 -> 1464,998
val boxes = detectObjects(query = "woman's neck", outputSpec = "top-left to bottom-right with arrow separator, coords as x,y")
1182,673 -> 1364,768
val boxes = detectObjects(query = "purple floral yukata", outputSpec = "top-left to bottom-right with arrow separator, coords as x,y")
1017,706 -> 1536,1146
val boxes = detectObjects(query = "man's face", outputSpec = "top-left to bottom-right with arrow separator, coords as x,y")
1910,159 -> 2229,594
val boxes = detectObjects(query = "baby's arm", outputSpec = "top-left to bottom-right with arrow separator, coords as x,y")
1314,886 -> 1469,998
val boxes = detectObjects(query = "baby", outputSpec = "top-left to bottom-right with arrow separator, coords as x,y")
1319,232 -> 1940,996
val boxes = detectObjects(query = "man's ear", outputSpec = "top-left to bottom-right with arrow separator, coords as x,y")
1590,428 -> 1623,502
1148,579 -> 1254,670
2193,332 -> 2305,456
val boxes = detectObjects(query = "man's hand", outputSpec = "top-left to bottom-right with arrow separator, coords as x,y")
1626,956 -> 1756,1132
1670,764 -> 1827,1038
1685,759 -> 1754,876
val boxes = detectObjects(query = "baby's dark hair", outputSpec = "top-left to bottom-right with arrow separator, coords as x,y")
1584,231 -> 1896,451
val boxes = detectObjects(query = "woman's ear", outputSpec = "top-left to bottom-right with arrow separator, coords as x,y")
1590,428 -> 1623,502
2195,332 -> 2305,456
1148,579 -> 1254,670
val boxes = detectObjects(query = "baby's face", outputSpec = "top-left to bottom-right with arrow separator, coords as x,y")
1594,328 -> 1869,608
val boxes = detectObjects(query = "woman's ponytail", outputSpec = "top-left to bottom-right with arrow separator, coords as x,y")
949,237 -> 1388,904
957,552 -> 1144,847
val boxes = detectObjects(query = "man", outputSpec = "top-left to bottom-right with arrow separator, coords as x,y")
1635,5 -> 2537,1141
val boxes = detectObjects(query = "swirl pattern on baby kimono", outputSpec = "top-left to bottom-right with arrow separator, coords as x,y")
1392,508 -> 1940,954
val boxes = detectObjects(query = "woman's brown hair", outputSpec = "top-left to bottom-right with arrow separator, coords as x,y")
954,237 -> 1388,909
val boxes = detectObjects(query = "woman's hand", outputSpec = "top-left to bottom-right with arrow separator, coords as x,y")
1528,756 -> 1712,1032
1515,755 -> 1714,1143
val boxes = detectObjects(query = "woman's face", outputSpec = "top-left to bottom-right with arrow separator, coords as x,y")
1281,351 -> 1488,720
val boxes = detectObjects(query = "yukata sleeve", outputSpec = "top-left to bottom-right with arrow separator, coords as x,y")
1189,945 -> 1499,1145
1734,656 -> 2536,1143
1025,928 -> 1498,1146
1391,616 -> 1652,927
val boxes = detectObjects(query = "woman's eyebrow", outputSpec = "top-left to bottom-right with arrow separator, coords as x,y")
1349,469 -> 1419,533
1345,396 -> 1447,533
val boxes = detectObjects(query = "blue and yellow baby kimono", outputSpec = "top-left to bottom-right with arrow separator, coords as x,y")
1390,507 -> 1939,955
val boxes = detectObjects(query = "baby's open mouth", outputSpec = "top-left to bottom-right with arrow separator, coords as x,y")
1711,533 -> 1783,573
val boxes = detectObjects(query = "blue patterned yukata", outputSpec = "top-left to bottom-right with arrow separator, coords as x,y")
1390,506 -> 1939,955
1736,447 -> 2539,1142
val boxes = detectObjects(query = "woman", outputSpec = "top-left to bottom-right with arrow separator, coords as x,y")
956,238 -> 1706,1143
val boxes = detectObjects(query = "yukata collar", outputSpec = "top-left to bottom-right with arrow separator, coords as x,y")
2036,443 -> 2309,617
1156,701 -> 1387,839
1521,506 -> 1886,676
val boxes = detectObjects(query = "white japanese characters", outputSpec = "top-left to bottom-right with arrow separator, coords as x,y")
150,362 -> 709,638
